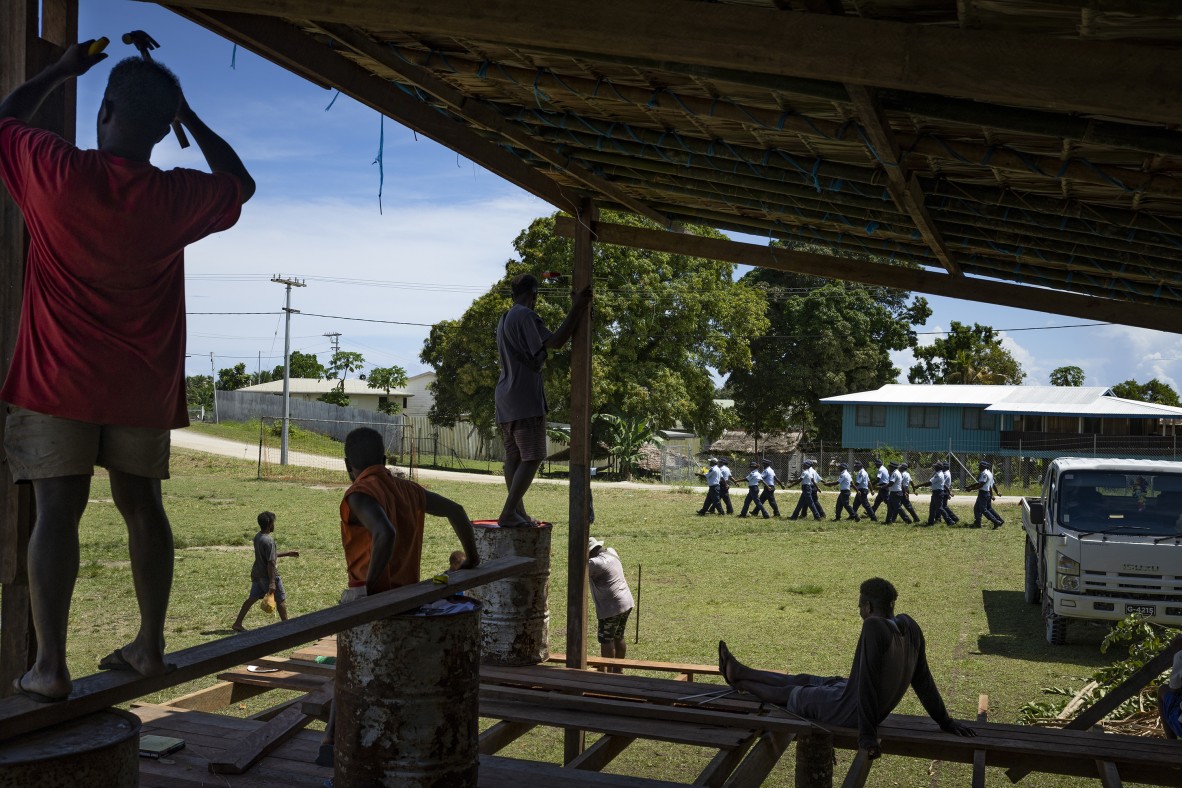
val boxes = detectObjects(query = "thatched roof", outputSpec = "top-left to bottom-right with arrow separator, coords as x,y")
160,0 -> 1182,333
708,430 -> 803,454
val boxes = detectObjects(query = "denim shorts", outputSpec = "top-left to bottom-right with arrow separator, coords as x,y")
250,575 -> 286,602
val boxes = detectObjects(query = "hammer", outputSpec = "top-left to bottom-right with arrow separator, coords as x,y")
122,30 -> 190,149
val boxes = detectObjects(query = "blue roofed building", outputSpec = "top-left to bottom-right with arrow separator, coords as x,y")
820,385 -> 1182,459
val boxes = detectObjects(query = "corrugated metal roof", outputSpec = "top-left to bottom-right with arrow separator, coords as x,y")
820,384 -> 1182,418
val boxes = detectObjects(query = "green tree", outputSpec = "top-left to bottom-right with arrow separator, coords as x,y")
907,321 -> 1025,386
1049,365 -> 1085,387
367,365 -> 409,415
420,211 -> 768,438
594,413 -> 666,481
216,363 -> 252,391
318,350 -> 366,408
185,375 -> 214,410
272,350 -> 326,380
727,268 -> 930,442
1111,378 -> 1181,407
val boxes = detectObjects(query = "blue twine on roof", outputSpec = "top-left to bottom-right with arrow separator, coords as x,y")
230,44 -> 237,70
324,90 -> 341,112
531,70 -> 551,109
476,60 -> 490,79
373,114 -> 385,215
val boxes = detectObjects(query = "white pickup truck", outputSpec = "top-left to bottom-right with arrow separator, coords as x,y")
1022,457 -> 1182,645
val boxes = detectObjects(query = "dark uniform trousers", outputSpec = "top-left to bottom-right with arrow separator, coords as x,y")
973,491 -> 1004,527
941,490 -> 959,524
739,486 -> 769,518
885,491 -> 912,524
719,481 -> 733,513
760,484 -> 780,517
835,490 -> 856,519
901,491 -> 920,522
871,484 -> 889,514
699,484 -> 724,515
852,488 -> 875,520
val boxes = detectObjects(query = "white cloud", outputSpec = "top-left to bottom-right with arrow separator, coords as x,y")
998,332 -> 1037,383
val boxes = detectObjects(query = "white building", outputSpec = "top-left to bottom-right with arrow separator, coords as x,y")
239,378 -> 413,414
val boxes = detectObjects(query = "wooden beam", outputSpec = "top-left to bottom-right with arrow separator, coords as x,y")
151,0 -> 1182,126
1096,760 -> 1123,788
567,734 -> 635,771
552,217 -> 1182,333
160,7 -> 577,211
841,749 -> 873,788
721,731 -> 793,788
313,23 -> 672,228
693,738 -> 754,788
564,197 -> 596,764
479,720 -> 536,755
0,555 -> 533,740
208,685 -> 332,774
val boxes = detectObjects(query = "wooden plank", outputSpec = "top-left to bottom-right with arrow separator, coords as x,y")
693,737 -> 754,787
720,730 -> 793,788
247,695 -> 304,722
480,754 -> 687,788
567,734 -> 635,771
972,694 -> 988,788
300,692 -> 331,720
841,748 -> 873,788
160,7 -> 577,212
1097,760 -> 1124,788
565,196 -> 596,765
552,217 -> 1182,335
0,555 -> 533,740
158,679 -> 270,711
208,686 -> 332,774
546,653 -> 719,678
249,654 -> 336,677
479,720 -> 536,755
482,700 -> 751,749
217,667 -> 330,693
315,23 -> 672,229
149,0 -> 1182,126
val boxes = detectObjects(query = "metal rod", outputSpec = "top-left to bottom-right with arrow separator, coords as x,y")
634,563 -> 641,645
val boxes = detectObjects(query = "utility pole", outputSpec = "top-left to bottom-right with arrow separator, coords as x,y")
210,352 -> 218,423
324,331 -> 341,355
272,275 -> 306,465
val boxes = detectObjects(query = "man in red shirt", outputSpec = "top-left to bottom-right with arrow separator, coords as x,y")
0,42 -> 253,701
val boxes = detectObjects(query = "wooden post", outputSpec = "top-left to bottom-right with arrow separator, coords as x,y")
0,0 -> 77,699
794,731 -> 835,788
563,198 -> 596,763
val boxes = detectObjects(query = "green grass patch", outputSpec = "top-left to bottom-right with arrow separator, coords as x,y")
59,449 -> 1136,786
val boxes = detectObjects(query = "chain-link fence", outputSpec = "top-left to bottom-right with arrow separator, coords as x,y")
257,416 -> 407,483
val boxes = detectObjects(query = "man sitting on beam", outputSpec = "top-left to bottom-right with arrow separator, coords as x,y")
718,577 -> 976,759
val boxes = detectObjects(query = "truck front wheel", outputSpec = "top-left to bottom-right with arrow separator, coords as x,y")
1024,539 -> 1041,605
1043,596 -> 1067,645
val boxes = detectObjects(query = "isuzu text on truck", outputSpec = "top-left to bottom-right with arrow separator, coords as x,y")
1022,457 -> 1182,645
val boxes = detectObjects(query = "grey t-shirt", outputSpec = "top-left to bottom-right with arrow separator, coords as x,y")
494,304 -> 553,424
588,546 -> 634,620
251,531 -> 278,582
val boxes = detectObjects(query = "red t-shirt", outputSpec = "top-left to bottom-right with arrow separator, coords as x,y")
0,119 -> 242,429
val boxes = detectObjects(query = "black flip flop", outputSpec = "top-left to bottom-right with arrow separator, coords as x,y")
12,675 -> 67,703
98,647 -> 135,672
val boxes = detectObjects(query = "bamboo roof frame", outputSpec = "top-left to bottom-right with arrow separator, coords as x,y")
145,0 -> 1182,331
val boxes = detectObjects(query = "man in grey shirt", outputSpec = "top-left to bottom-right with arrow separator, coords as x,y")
588,537 -> 635,670
718,578 -> 974,758
495,273 -> 591,526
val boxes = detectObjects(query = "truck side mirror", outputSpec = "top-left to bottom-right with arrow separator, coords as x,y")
1028,500 -> 1045,525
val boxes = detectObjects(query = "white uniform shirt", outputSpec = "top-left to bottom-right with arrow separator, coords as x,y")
889,469 -> 903,492
719,465 -> 732,484
930,470 -> 946,491
855,469 -> 870,490
977,468 -> 995,491
876,466 -> 890,486
762,467 -> 777,488
800,468 -> 817,488
705,465 -> 721,486
838,470 -> 852,491
745,469 -> 762,487
942,469 -> 953,489
901,471 -> 913,492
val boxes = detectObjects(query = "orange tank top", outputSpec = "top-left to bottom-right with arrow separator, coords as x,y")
339,465 -> 427,593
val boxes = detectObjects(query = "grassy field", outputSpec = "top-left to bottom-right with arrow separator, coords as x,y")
60,446 -> 1137,786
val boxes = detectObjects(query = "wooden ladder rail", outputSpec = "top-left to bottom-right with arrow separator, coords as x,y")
972,694 -> 989,788
0,556 -> 534,740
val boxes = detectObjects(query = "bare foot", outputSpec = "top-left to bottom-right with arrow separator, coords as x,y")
14,669 -> 71,702
104,641 -> 176,677
497,513 -> 532,527
231,623 -> 246,632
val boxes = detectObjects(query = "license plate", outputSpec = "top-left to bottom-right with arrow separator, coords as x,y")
1126,604 -> 1156,616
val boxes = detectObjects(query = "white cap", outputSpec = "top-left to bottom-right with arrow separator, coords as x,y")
588,536 -> 605,552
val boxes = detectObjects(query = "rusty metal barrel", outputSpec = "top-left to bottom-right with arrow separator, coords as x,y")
0,708 -> 139,787
467,520 -> 551,665
335,596 -> 481,788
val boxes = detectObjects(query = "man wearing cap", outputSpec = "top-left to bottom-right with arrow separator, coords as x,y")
737,461 -> 770,519
940,463 -> 960,525
789,460 -> 823,520
852,460 -> 876,521
588,537 -> 635,669
831,462 -> 857,521
914,461 -> 949,526
759,459 -> 782,517
698,458 -> 724,516
718,459 -> 735,515
495,273 -> 592,527
899,463 -> 921,524
884,462 -> 913,524
870,458 -> 890,517
964,460 -> 1004,528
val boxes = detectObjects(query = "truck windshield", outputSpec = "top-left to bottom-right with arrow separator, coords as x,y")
1058,470 -> 1182,536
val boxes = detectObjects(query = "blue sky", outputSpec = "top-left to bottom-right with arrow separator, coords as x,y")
68,1 -> 1182,392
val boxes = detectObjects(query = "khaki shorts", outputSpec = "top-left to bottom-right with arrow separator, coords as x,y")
3,406 -> 171,481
